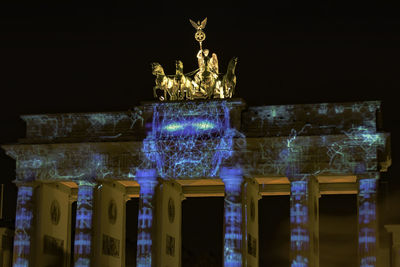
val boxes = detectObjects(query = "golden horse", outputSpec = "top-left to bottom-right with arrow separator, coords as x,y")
221,57 -> 238,98
151,62 -> 179,100
175,60 -> 196,100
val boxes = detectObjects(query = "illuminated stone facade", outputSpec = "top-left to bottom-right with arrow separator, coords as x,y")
2,99 -> 391,267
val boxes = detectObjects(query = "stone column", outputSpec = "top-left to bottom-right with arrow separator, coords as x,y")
0,227 -> 13,267
122,194 -> 130,267
12,183 -> 34,267
92,181 -> 126,267
221,167 -> 244,267
289,175 -> 319,267
242,178 -> 260,267
357,173 -> 379,267
33,182 -> 72,267
67,193 -> 77,267
136,169 -> 158,267
154,180 -> 184,267
385,225 -> 400,267
73,180 -> 96,267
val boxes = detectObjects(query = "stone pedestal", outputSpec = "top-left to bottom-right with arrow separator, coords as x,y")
289,176 -> 319,267
92,181 -> 127,267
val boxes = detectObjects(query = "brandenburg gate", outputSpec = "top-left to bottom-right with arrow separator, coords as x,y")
1,19 -> 391,267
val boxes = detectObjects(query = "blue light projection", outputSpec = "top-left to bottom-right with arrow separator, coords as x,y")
136,169 -> 158,267
162,119 -> 216,133
142,101 -> 236,178
21,109 -> 144,141
3,99 -> 389,267
74,181 -> 95,267
327,126 -> 385,173
13,186 -> 33,267
358,177 -> 378,267
246,101 -> 386,178
290,180 -> 310,267
221,167 -> 244,267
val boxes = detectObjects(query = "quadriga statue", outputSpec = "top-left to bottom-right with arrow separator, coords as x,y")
151,18 -> 238,101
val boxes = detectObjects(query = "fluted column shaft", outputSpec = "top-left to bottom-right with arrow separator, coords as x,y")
73,181 -> 96,267
136,169 -> 158,267
358,174 -> 378,267
289,176 -> 319,267
12,185 -> 34,267
290,180 -> 309,266
221,167 -> 244,267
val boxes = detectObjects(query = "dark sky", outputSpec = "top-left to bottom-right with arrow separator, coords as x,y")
1,1 -> 399,266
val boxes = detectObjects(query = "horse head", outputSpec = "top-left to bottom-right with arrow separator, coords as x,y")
222,57 -> 238,98
227,57 -> 238,75
151,62 -> 164,76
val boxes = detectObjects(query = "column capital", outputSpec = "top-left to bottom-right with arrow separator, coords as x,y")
123,194 -> 132,203
13,180 -> 38,188
287,173 -> 317,183
244,178 -> 261,200
75,179 -> 97,187
69,194 -> 77,203
356,172 -> 380,180
220,167 -> 243,183
385,225 -> 400,246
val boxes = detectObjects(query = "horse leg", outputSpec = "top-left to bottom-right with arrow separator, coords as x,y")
153,86 -> 158,98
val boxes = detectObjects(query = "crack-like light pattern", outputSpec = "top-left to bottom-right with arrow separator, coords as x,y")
358,177 -> 377,267
327,126 -> 385,173
13,186 -> 33,267
221,167 -> 243,267
142,101 -> 235,178
136,169 -> 158,267
22,108 -> 144,142
290,180 -> 309,267
74,181 -> 95,267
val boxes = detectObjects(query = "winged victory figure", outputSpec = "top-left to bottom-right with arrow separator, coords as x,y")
189,18 -> 207,31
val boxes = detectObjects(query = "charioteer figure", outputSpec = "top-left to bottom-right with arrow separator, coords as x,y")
195,48 -> 219,98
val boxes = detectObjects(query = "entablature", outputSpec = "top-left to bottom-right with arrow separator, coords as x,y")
2,132 -> 390,182
18,100 -> 381,143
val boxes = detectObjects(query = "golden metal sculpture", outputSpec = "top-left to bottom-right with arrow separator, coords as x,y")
190,18 -> 207,50
151,18 -> 238,101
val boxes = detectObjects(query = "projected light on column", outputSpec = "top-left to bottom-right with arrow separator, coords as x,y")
358,177 -> 377,267
13,185 -> 33,267
136,169 -> 158,267
73,181 -> 95,267
221,167 -> 243,267
290,180 -> 309,267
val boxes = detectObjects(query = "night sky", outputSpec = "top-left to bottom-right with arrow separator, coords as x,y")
1,1 -> 399,266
